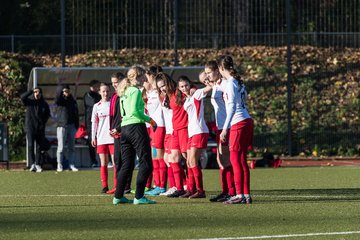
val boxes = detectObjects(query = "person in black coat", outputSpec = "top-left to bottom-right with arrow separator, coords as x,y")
83,79 -> 101,167
21,87 -> 50,172
55,84 -> 80,172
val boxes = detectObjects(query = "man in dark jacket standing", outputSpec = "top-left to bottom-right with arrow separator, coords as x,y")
83,79 -> 101,167
21,87 -> 50,172
55,84 -> 79,172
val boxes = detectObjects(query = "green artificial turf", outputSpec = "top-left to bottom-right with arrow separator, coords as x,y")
0,167 -> 359,240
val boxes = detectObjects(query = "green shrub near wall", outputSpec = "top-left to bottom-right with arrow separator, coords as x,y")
0,52 -> 32,160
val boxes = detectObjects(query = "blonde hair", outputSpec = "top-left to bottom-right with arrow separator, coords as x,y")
117,78 -> 131,97
127,65 -> 146,81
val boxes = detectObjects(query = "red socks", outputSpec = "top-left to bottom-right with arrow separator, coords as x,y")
186,167 -> 195,193
240,151 -> 250,194
191,166 -> 204,193
170,162 -> 184,191
158,159 -> 167,188
100,166 -> 108,188
222,166 -> 235,195
167,164 -> 175,188
152,159 -> 160,187
220,168 -> 227,194
146,174 -> 153,189
230,150 -> 250,195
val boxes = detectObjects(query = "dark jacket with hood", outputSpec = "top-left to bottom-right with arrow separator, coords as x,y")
21,88 -> 50,132
83,90 -> 101,131
55,90 -> 79,129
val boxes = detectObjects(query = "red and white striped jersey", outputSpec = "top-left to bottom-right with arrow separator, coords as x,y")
183,88 -> 209,138
91,101 -> 114,145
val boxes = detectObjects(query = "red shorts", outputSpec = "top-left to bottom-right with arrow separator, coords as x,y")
229,118 -> 254,152
146,127 -> 151,136
216,129 -> 229,146
164,134 -> 172,154
97,144 -> 115,154
170,128 -> 188,153
150,126 -> 165,149
188,133 -> 209,149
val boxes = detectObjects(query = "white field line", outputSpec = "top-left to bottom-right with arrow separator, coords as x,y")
254,195 -> 352,199
191,231 -> 360,240
0,194 -> 354,198
0,194 -> 106,197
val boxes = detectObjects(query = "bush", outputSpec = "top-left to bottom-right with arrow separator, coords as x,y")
1,46 -> 359,159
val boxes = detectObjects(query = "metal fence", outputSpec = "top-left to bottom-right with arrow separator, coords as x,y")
2,0 -> 359,157
1,0 -> 360,54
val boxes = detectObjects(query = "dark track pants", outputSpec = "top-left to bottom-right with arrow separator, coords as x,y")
27,130 -> 46,166
115,123 -> 152,199
114,136 -> 133,190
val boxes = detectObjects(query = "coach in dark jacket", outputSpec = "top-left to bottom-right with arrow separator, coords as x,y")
21,87 -> 50,172
55,84 -> 79,172
83,80 -> 101,167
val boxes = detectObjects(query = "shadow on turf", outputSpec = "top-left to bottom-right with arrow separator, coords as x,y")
252,188 -> 360,203
0,203 -> 102,209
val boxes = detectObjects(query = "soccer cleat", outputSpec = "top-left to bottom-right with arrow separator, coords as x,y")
241,196 -> 253,204
167,190 -> 186,198
29,164 -> 36,172
179,191 -> 194,198
133,197 -> 156,205
189,191 -> 206,199
69,164 -> 79,172
101,187 -> 109,194
145,187 -> 166,196
113,197 -> 133,205
56,164 -> 63,172
223,195 -> 245,205
107,162 -> 114,169
217,194 -> 232,202
35,165 -> 43,173
209,192 -> 228,202
106,188 -> 116,194
159,187 -> 177,196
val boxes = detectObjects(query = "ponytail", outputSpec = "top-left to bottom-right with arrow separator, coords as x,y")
217,55 -> 243,87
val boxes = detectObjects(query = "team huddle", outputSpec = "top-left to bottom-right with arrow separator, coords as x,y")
90,55 -> 254,205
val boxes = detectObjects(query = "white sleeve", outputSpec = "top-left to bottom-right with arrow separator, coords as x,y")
91,105 -> 98,140
222,82 -> 236,130
193,88 -> 207,100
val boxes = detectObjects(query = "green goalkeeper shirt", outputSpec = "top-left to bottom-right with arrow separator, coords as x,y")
119,86 -> 151,127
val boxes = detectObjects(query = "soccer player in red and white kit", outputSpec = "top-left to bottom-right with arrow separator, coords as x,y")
143,66 -> 167,196
91,83 -> 115,193
180,71 -> 212,199
156,73 -> 177,196
156,73 -> 187,197
217,55 -> 254,204
205,61 -> 235,202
